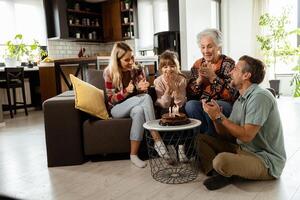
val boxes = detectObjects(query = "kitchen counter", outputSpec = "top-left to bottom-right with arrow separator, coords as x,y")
53,55 -> 158,70
38,55 -> 158,102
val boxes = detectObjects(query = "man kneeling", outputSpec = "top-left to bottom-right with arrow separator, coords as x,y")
196,55 -> 286,190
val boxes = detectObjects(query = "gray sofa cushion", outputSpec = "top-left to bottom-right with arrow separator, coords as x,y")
83,118 -> 132,155
86,69 -> 104,90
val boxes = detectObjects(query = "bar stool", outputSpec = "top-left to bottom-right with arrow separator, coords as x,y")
0,67 -> 28,118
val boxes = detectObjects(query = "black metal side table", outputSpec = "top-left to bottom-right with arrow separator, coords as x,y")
143,119 -> 201,184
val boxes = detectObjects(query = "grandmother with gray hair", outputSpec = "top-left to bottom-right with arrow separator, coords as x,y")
185,28 -> 238,137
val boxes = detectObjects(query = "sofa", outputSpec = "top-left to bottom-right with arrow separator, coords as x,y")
43,69 -> 138,167
43,69 -> 192,167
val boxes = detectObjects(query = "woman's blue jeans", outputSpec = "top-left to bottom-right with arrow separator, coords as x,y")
185,100 -> 233,136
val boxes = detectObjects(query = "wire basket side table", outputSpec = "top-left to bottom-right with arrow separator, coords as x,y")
143,119 -> 201,184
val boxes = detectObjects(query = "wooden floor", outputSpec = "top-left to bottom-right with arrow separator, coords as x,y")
0,97 -> 300,200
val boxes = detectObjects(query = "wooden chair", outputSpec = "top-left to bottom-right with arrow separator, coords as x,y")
0,67 -> 28,118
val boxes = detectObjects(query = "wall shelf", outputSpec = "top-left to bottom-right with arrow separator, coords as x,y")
67,9 -> 102,16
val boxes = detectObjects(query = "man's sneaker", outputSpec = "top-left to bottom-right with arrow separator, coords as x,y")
154,140 -> 170,159
178,145 -> 189,163
203,174 -> 233,190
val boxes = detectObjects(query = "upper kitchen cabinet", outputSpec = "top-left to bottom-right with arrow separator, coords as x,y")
119,0 -> 138,40
66,0 -> 103,42
43,0 -> 137,42
101,0 -> 122,41
43,0 -> 102,41
43,0 -> 69,39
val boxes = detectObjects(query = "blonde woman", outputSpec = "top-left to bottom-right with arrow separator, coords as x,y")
103,42 -> 169,168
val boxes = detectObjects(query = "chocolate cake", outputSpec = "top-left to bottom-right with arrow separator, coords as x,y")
159,113 -> 190,126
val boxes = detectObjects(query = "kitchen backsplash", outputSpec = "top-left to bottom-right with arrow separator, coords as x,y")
47,39 -> 135,59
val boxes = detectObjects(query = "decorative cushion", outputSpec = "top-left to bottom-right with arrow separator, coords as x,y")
70,74 -> 109,120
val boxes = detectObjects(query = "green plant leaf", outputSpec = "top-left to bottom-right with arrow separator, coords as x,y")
3,34 -> 47,62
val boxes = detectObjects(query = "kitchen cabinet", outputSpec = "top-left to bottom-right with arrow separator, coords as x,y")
120,0 -> 137,39
102,0 -> 122,41
44,0 -> 137,42
66,1 -> 103,41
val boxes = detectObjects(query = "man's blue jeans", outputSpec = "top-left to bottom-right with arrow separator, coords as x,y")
185,100 -> 233,136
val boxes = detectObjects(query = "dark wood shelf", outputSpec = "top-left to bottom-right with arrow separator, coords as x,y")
121,22 -> 134,26
121,8 -> 133,12
122,36 -> 134,40
67,9 -> 101,16
68,37 -> 103,42
69,24 -> 101,29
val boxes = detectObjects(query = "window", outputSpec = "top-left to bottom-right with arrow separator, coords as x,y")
268,0 -> 298,74
137,0 -> 169,52
0,0 -> 47,45
211,0 -> 221,30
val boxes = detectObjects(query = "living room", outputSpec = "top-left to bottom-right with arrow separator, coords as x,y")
0,0 -> 300,199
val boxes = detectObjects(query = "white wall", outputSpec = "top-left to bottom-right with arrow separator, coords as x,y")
179,0 -> 254,69
179,0 -> 211,70
221,0 -> 253,60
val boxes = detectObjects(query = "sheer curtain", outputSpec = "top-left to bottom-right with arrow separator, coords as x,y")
251,0 -> 269,87
251,0 -> 269,59
137,0 -> 169,51
0,0 -> 47,45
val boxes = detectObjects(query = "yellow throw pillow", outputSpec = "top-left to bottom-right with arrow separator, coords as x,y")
70,74 -> 109,120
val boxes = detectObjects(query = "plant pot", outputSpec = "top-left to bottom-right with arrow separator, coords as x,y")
5,58 -> 21,67
125,3 -> 130,9
269,79 -> 280,98
123,17 -> 129,24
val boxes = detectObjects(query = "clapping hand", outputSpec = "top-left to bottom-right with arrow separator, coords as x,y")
137,78 -> 150,92
165,73 -> 177,95
199,62 -> 217,83
201,99 -> 221,120
126,80 -> 135,94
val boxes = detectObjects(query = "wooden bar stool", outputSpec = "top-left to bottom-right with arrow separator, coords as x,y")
0,67 -> 28,118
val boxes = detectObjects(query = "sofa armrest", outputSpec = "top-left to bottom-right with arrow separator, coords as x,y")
43,91 -> 85,167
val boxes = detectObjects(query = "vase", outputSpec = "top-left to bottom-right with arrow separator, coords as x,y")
4,58 -> 21,67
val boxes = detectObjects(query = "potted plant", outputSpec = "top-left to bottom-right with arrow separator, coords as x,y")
26,39 -> 47,67
4,34 -> 27,66
291,64 -> 300,97
124,0 -> 132,10
256,7 -> 300,97
3,34 -> 47,67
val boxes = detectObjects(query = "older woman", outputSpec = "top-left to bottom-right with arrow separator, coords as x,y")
185,28 -> 238,136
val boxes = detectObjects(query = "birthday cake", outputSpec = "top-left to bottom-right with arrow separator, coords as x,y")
159,105 -> 190,126
159,113 -> 190,126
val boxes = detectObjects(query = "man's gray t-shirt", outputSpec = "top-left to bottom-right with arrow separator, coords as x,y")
229,84 -> 286,178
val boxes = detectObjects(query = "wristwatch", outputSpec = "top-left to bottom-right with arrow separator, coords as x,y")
215,113 -> 224,124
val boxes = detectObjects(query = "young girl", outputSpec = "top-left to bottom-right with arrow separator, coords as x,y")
154,50 -> 188,162
103,42 -> 169,168
154,50 -> 187,112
